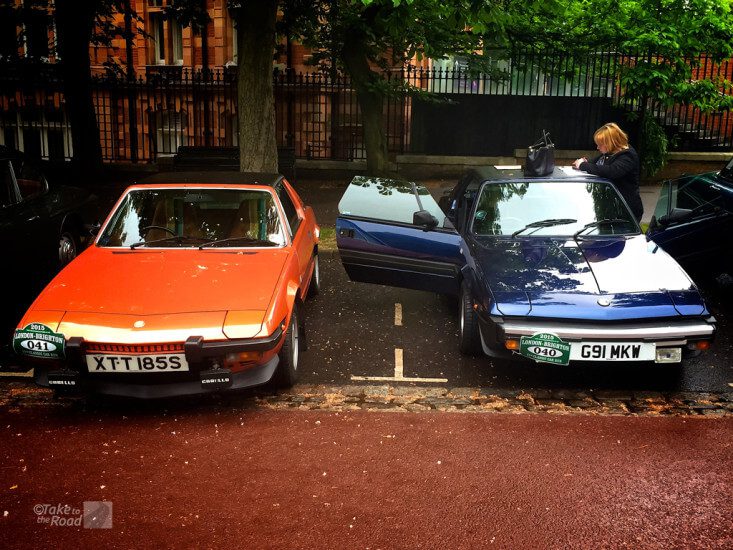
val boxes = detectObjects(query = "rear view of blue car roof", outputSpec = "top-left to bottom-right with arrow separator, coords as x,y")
470,166 -> 600,182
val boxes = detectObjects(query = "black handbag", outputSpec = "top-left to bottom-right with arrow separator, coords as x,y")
524,130 -> 555,177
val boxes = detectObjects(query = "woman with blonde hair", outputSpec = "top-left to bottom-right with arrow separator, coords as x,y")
572,122 -> 643,221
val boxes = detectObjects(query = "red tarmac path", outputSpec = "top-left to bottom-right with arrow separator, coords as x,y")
1,407 -> 732,549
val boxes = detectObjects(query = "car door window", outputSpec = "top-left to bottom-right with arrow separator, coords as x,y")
673,177 -> 731,220
0,160 -> 15,207
652,180 -> 673,221
338,176 -> 447,228
455,177 -> 482,231
15,160 -> 47,199
275,181 -> 301,236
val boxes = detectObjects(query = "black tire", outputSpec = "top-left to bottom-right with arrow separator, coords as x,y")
306,252 -> 320,298
59,229 -> 81,267
273,307 -> 300,388
458,282 -> 482,356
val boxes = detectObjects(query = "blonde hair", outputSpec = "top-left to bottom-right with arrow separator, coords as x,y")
593,123 -> 629,153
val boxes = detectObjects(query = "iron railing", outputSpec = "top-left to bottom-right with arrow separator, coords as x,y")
0,52 -> 730,163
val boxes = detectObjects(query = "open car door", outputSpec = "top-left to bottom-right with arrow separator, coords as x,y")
648,173 -> 733,271
336,176 -> 462,295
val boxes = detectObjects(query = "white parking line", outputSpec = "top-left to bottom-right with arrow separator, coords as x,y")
351,348 -> 448,384
394,348 -> 403,377
0,369 -> 34,378
394,303 -> 402,326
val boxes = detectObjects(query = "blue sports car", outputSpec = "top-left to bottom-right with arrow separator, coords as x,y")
335,167 -> 716,366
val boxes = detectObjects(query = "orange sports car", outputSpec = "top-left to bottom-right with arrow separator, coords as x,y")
12,172 -> 320,398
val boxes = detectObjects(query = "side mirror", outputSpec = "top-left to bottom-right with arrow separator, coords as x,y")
658,207 -> 692,226
413,210 -> 439,231
85,221 -> 102,236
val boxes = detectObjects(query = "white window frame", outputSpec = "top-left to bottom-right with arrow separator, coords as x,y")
150,12 -> 166,65
171,18 -> 183,65
0,110 -> 73,161
154,110 -> 187,156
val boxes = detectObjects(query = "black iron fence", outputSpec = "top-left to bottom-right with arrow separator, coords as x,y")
0,51 -> 731,163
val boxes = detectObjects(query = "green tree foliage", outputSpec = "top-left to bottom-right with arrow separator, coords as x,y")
614,0 -> 733,110
615,1 -> 733,175
522,0 -> 733,175
285,0 -> 536,174
164,0 -> 211,33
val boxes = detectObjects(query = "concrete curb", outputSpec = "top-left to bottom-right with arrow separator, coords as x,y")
256,385 -> 733,416
2,381 -> 731,417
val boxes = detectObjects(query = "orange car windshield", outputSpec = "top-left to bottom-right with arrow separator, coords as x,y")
97,188 -> 286,248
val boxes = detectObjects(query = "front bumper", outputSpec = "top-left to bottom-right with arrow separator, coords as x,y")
479,315 -> 716,363
35,356 -> 280,398
34,328 -> 284,398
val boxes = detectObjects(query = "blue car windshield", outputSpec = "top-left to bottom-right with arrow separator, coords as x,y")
472,180 -> 638,237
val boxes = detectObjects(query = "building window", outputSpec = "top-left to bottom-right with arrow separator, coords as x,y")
231,21 -> 238,64
220,111 -> 238,146
150,12 -> 165,65
150,11 -> 183,65
0,7 -> 18,60
0,108 -> 72,161
22,9 -> 50,59
150,109 -> 187,155
171,18 -> 183,65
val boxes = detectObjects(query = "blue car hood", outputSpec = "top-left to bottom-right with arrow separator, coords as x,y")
473,235 -> 705,320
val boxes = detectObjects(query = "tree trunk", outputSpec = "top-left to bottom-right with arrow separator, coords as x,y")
234,0 -> 278,173
124,0 -> 138,162
340,33 -> 388,175
54,0 -> 102,173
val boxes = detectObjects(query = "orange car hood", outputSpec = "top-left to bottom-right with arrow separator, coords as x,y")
32,246 -> 289,315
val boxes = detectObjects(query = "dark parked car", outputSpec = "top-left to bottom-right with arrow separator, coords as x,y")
0,146 -> 97,357
647,157 -> 733,280
335,168 -> 715,366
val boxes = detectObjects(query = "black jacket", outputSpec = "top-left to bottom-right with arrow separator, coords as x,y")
579,147 -> 643,221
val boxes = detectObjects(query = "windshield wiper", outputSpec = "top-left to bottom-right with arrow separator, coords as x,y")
511,218 -> 577,237
572,218 -> 632,239
130,235 -> 207,249
198,236 -> 276,249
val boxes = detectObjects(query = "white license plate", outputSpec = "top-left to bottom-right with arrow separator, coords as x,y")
86,353 -> 189,373
570,342 -> 655,362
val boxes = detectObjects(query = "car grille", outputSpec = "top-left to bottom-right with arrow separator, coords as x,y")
85,343 -> 185,354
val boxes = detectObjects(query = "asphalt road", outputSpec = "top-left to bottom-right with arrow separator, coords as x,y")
1,405 -> 731,549
297,249 -> 732,394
